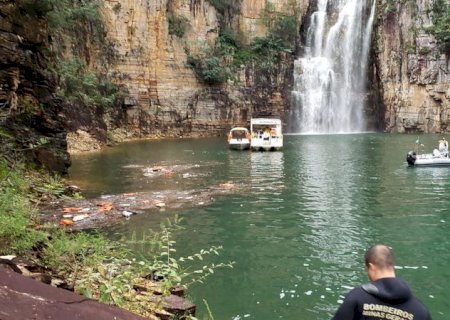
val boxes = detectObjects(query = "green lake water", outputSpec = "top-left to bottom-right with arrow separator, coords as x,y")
69,134 -> 450,320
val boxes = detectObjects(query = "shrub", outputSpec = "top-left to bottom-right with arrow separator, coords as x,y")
73,216 -> 234,317
19,0 -> 54,16
41,230 -> 112,282
45,0 -> 103,33
208,0 -> 241,20
168,14 -> 190,38
186,3 -> 298,84
187,50 -> 230,85
112,3 -> 122,14
57,58 -> 120,109
424,0 -> 450,50
0,160 -> 47,254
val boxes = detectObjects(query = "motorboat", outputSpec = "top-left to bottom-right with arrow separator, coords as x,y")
407,138 -> 450,166
250,118 -> 283,151
228,127 -> 251,150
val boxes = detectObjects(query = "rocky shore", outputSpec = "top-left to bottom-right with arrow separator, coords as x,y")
41,179 -> 239,230
0,262 -> 196,320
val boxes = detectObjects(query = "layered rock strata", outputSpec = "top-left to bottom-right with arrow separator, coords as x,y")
375,0 -> 450,133
98,0 -> 304,139
0,0 -> 70,172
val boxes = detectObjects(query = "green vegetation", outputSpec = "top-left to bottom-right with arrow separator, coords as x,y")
67,217 -> 232,317
18,0 -> 54,16
57,58 -> 123,110
380,0 -> 418,15
112,3 -> 122,14
0,160 -> 46,254
168,13 -> 190,38
18,0 -> 124,111
405,41 -> 416,55
41,0 -> 124,110
419,47 -> 430,55
382,0 -> 398,14
208,0 -> 242,23
42,216 -> 234,318
41,230 -> 111,282
0,157 -> 232,318
187,51 -> 229,85
187,4 -> 298,85
425,0 -> 450,50
19,0 -> 104,36
51,1 -> 102,33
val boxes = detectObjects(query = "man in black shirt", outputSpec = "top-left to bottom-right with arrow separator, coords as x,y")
331,244 -> 432,320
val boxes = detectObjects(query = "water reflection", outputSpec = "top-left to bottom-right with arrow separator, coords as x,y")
290,135 -> 368,274
69,135 -> 450,320
250,151 -> 285,194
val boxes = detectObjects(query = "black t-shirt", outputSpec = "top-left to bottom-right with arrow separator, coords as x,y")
332,278 -> 432,320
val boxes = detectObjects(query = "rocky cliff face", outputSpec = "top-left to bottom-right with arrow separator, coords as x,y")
374,0 -> 450,133
0,0 -> 70,173
4,0 -> 448,163
100,0 -> 450,138
94,0 -> 307,140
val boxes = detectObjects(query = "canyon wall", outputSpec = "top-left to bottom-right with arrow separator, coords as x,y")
102,0 -> 450,137
0,0 -> 70,172
375,0 -> 450,133
3,0 -> 450,163
94,0 -> 308,139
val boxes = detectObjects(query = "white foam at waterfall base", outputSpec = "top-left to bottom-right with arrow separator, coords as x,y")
290,0 -> 377,134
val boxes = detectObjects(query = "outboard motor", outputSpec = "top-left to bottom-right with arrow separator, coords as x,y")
407,151 -> 416,166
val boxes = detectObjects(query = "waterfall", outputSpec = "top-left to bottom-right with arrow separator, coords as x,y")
291,0 -> 376,134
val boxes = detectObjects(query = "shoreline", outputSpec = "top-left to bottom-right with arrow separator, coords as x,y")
66,129 -> 226,154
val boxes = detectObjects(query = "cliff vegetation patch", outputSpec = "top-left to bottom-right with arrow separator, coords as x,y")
186,2 -> 298,86
425,0 -> 450,51
57,58 -> 123,111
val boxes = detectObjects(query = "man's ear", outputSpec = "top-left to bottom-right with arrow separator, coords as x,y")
366,263 -> 376,281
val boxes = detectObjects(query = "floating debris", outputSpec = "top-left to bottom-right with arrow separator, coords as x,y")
218,182 -> 235,189
156,202 -> 166,208
122,164 -> 145,169
122,211 -> 133,218
73,214 -> 89,222
59,219 -> 74,226
97,201 -> 113,212
41,181 -> 243,230
62,207 -> 82,213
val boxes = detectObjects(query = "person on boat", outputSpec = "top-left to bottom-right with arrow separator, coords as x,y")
331,244 -> 432,320
270,127 -> 276,137
438,137 -> 448,155
433,147 -> 441,157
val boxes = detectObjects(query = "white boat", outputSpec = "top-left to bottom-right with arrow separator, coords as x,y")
228,127 -> 251,150
407,138 -> 450,166
250,118 -> 283,151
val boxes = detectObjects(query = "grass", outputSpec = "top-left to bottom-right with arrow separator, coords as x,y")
0,158 -> 233,318
0,160 -> 47,254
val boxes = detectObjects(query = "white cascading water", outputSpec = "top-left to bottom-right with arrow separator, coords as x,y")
291,0 -> 376,133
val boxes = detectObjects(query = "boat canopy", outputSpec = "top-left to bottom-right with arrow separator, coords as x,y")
230,127 -> 249,132
250,118 -> 282,126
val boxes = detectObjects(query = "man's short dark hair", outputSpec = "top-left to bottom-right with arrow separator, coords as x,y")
364,244 -> 395,269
